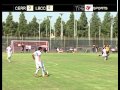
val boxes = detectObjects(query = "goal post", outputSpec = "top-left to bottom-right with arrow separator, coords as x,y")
11,40 -> 49,53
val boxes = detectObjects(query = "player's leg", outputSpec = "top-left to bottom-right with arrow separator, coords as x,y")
34,63 -> 40,76
102,54 -> 106,60
7,53 -> 11,62
38,61 -> 47,77
36,61 -> 45,77
107,51 -> 109,60
106,54 -> 108,60
104,54 -> 108,60
104,56 -> 107,60
41,61 -> 48,76
40,62 -> 45,77
41,62 -> 46,72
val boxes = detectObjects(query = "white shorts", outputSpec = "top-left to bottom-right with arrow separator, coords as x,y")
102,53 -> 107,57
35,61 -> 44,69
7,53 -> 12,58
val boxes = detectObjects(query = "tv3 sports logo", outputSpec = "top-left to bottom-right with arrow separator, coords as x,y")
85,4 -> 93,11
74,5 -> 85,11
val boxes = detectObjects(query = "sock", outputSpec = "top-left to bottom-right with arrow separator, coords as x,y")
7,57 -> 11,62
105,57 -> 107,60
41,68 -> 45,76
35,68 -> 39,75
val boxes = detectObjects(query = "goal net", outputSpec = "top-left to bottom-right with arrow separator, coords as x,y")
11,40 -> 49,53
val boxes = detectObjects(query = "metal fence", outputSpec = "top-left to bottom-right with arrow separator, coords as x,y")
2,36 -> 118,52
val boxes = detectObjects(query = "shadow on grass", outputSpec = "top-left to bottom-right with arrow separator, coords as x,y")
34,74 -> 51,78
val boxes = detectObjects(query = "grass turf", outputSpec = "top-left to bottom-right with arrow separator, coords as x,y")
2,53 -> 118,90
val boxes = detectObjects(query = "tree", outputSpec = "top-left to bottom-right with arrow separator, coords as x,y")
101,12 -> 111,38
77,12 -> 88,37
2,22 -> 6,36
17,12 -> 27,36
54,16 -> 61,37
4,12 -> 14,36
40,17 -> 50,37
27,16 -> 39,37
65,12 -> 74,37
62,21 -> 66,37
90,12 -> 101,38
113,13 -> 118,38
54,16 -> 66,37
12,21 -> 18,36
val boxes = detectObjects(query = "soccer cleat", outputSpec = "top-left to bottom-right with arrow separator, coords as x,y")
42,72 -> 49,77
104,58 -> 107,60
45,71 -> 48,75
38,75 -> 42,77
34,74 -> 43,77
44,74 -> 49,77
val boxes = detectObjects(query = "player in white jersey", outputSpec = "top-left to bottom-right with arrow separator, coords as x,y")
102,47 -> 108,60
6,45 -> 12,62
32,47 -> 48,77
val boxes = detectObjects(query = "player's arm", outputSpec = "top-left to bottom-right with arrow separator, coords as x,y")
10,48 -> 13,53
32,53 -> 35,60
6,48 -> 7,52
38,55 -> 40,61
38,52 -> 41,61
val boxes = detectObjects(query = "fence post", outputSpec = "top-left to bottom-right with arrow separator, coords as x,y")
64,37 -> 65,50
76,36 -> 78,48
22,34 -> 23,41
103,38 -> 104,46
7,34 -> 8,46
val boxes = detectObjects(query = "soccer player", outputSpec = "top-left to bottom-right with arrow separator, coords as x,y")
32,47 -> 48,77
6,45 -> 12,62
102,47 -> 108,60
105,45 -> 110,56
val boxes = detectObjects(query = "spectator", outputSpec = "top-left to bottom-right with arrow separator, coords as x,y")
74,48 -> 77,53
21,43 -> 25,53
28,45 -> 31,52
92,45 -> 96,52
95,46 -> 98,53
43,48 -> 47,53
69,47 -> 74,53
25,45 -> 29,52
56,47 -> 63,53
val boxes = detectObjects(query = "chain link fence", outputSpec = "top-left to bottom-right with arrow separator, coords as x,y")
2,36 -> 118,53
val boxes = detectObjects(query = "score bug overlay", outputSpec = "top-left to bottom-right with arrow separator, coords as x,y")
46,5 -> 53,11
27,5 -> 34,11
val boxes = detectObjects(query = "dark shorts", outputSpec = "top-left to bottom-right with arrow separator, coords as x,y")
106,51 -> 109,54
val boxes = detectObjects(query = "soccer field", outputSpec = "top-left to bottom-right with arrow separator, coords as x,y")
2,53 -> 118,90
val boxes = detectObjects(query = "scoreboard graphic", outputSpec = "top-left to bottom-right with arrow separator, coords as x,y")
2,4 -> 117,12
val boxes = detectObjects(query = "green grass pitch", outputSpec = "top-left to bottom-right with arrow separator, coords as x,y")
2,53 -> 118,90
